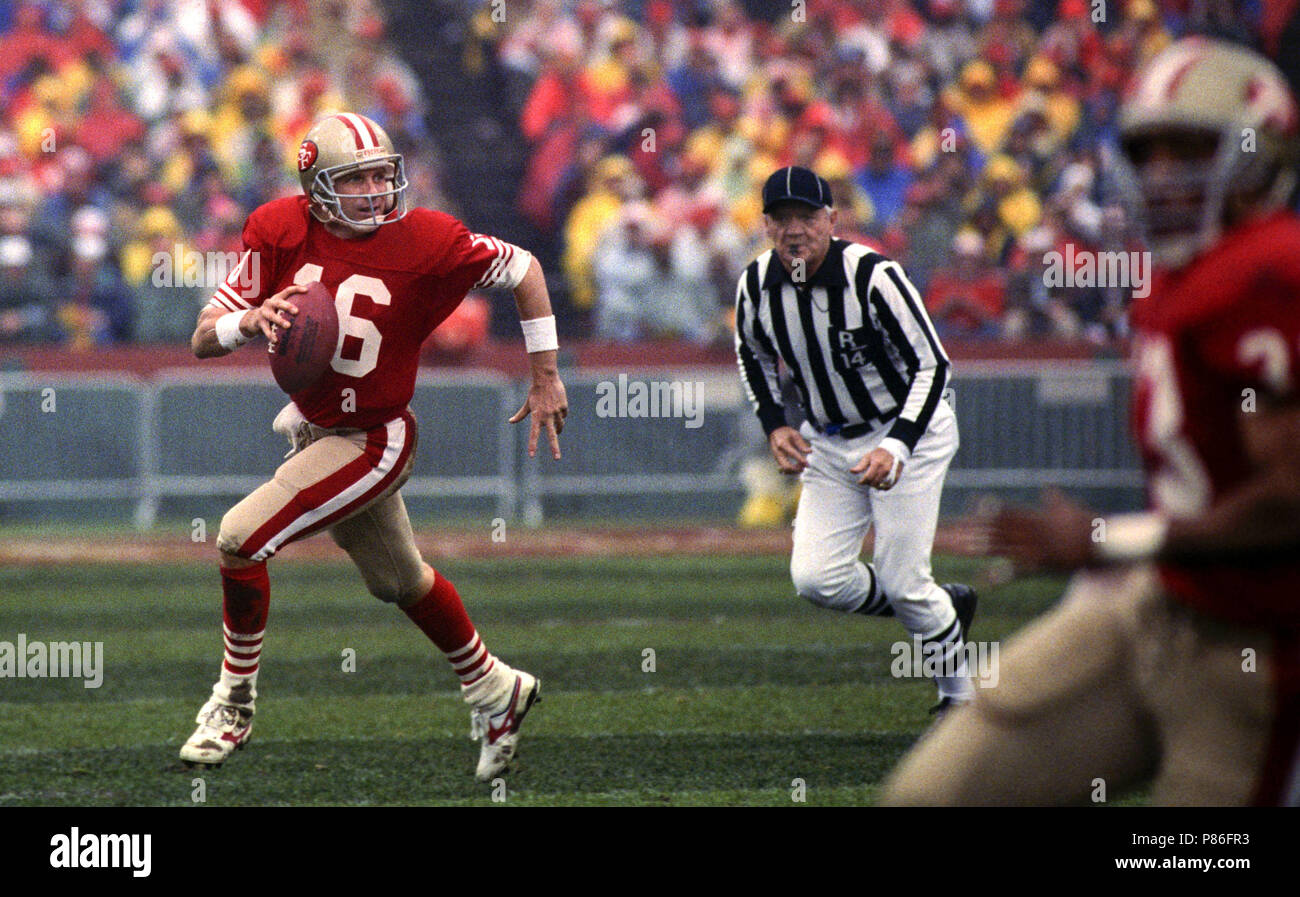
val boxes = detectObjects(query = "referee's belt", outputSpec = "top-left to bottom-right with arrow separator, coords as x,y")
812,407 -> 899,440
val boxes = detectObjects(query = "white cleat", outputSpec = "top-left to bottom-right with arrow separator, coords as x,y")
470,671 -> 541,782
180,698 -> 253,768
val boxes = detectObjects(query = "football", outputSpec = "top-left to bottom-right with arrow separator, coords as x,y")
269,281 -> 339,394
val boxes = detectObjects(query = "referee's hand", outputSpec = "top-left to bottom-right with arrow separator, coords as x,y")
768,426 -> 811,475
852,448 -> 904,490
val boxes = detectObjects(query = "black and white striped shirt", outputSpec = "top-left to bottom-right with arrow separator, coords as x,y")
734,238 -> 950,458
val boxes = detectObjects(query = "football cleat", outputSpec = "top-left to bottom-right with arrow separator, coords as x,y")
943,583 -> 978,644
928,695 -> 973,719
469,671 -> 541,782
180,698 -> 253,768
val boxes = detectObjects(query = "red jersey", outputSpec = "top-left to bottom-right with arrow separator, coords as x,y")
1129,211 -> 1300,627
209,196 -> 519,429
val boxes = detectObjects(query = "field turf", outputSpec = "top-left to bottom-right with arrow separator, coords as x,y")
0,555 -> 1066,807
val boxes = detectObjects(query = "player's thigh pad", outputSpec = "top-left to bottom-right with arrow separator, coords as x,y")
1134,591 -> 1288,805
328,491 -> 425,605
881,567 -> 1160,805
218,413 -> 416,561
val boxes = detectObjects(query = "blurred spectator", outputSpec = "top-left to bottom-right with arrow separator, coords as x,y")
29,147 -> 109,265
76,79 -> 146,166
855,134 -> 913,231
591,201 -> 661,342
946,60 -> 1017,155
122,205 -> 203,343
1018,56 -> 1080,148
925,230 -> 1006,338
59,233 -> 134,349
0,235 -> 60,343
666,38 -> 725,131
974,154 -> 1042,240
894,176 -> 962,292
563,155 -> 639,311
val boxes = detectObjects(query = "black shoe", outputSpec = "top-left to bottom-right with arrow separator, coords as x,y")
928,695 -> 972,718
943,583 -> 978,644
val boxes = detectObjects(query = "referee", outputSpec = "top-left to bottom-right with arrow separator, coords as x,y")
734,166 -> 978,713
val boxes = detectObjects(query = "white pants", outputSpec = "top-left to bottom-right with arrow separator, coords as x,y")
790,401 -> 970,698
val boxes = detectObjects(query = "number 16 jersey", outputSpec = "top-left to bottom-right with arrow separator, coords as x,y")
207,195 -> 525,429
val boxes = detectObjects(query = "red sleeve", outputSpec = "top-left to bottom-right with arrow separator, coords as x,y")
1194,258 -> 1300,401
428,212 -> 518,296
205,198 -> 305,312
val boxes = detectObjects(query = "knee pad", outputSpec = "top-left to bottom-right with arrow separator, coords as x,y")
363,579 -> 407,605
216,510 -> 259,559
351,554 -> 426,606
217,479 -> 297,561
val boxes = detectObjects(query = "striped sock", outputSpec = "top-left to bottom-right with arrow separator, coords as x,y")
925,610 -> 973,701
402,570 -> 499,688
852,563 -> 895,617
446,634 -> 498,689
214,562 -> 270,706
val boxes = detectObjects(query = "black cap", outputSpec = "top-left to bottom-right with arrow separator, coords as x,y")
761,166 -> 832,213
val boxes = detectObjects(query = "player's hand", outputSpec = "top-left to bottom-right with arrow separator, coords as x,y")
982,489 -> 1097,570
769,426 -> 811,475
511,371 -> 568,460
256,283 -> 309,347
852,447 -> 903,489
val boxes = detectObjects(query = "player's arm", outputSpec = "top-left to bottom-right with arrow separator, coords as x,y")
1153,395 -> 1300,563
852,260 -> 950,488
987,397 -> 1300,568
449,225 -> 567,458
190,239 -> 306,359
735,266 -> 807,474
191,285 -> 307,359
507,254 -> 568,460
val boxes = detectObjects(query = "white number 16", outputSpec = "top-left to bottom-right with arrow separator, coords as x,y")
293,264 -> 390,378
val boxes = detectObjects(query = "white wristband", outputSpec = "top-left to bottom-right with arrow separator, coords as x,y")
215,310 -> 252,351
520,314 -> 558,353
1094,512 -> 1168,563
877,437 -> 912,467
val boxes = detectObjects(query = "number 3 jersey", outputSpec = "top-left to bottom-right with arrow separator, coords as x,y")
207,195 -> 529,429
1129,210 -> 1300,627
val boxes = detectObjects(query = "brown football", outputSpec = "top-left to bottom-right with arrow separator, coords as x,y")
269,281 -> 339,394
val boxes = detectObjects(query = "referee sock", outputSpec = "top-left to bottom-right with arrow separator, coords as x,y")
402,570 -> 510,706
213,562 -> 269,707
852,563 -> 895,617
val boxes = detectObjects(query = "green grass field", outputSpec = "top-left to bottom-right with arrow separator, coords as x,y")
0,555 -> 1066,806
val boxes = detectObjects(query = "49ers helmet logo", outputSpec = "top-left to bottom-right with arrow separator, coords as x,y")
297,140 -> 318,172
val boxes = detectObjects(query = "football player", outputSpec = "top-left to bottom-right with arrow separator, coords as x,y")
882,38 -> 1300,805
183,113 -> 566,781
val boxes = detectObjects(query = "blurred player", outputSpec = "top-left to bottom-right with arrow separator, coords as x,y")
883,38 -> 1300,805
182,113 -> 566,781
735,166 -> 978,714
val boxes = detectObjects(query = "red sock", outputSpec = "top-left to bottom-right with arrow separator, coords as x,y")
403,570 -> 496,686
221,562 -> 270,679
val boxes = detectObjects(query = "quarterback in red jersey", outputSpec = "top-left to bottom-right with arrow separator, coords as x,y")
181,112 -> 566,781
883,38 -> 1300,805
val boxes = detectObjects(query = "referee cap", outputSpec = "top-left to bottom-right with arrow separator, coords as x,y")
762,166 -> 833,213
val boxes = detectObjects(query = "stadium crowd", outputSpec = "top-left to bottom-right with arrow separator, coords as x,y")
0,0 -> 1280,350
489,0 -> 1269,345
0,0 -> 447,349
